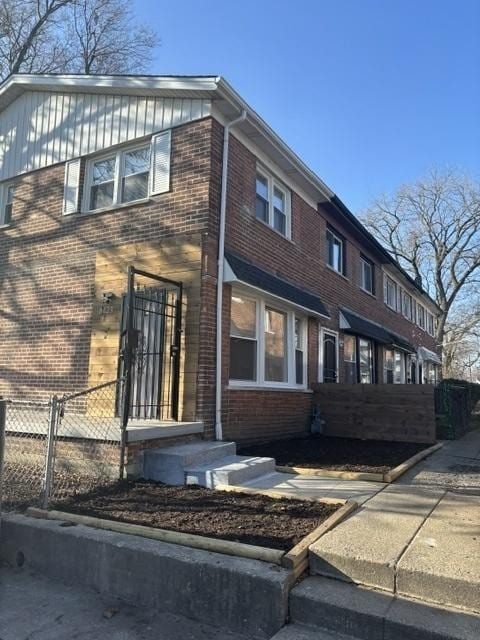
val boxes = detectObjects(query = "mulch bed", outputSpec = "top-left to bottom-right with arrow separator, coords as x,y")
57,480 -> 340,551
239,435 -> 432,474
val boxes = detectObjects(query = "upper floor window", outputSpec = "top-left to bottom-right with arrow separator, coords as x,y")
426,311 -> 435,336
86,143 -> 151,212
360,256 -> 374,294
255,168 -> 290,237
402,291 -> 413,321
1,183 -> 15,225
417,304 -> 426,330
326,227 -> 345,275
384,275 -> 397,310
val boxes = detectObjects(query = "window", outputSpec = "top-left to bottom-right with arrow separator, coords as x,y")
1,183 -> 14,225
295,317 -> 305,385
254,169 -> 290,237
384,276 -> 397,310
265,307 -> 287,382
402,291 -> 413,321
229,291 -> 306,387
229,295 -> 257,381
326,227 -> 345,275
359,338 -> 374,383
426,312 -> 435,336
122,146 -> 151,203
360,256 -> 374,294
343,334 -> 358,383
86,143 -> 151,212
394,351 -> 404,383
384,348 -> 394,384
417,304 -> 426,330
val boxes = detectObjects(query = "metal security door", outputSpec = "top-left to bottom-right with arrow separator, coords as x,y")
119,267 -> 182,422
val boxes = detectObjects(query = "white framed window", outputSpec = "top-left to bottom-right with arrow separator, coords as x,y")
85,142 -> 151,212
255,167 -> 291,237
417,304 -> 426,330
359,337 -> 374,383
360,256 -> 374,294
0,182 -> 15,225
326,227 -> 345,275
426,312 -> 435,336
402,291 -> 413,321
394,351 -> 405,383
384,275 -> 397,310
229,290 -> 306,388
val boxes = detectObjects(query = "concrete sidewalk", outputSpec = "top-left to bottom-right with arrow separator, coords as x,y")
396,429 -> 480,493
309,430 -> 480,614
0,567 -> 254,640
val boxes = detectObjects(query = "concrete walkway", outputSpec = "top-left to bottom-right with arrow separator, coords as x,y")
0,567 -> 254,640
309,430 -> 480,614
239,471 -> 385,504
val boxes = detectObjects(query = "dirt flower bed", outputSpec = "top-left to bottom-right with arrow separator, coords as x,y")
239,435 -> 432,474
57,480 -> 340,551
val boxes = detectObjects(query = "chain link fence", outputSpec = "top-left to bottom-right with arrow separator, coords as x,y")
0,379 -> 126,515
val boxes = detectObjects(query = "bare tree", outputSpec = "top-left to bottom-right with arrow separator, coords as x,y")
67,0 -> 159,74
0,0 -> 159,80
0,0 -> 73,78
360,168 -> 480,371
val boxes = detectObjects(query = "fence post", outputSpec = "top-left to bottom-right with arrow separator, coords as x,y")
42,396 -> 59,509
0,398 -> 6,529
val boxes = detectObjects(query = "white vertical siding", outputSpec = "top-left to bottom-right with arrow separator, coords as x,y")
0,90 -> 212,182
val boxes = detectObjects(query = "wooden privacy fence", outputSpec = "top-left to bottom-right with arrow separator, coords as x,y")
312,384 -> 436,444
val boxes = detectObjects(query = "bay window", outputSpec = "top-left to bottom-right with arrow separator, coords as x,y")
229,291 -> 306,387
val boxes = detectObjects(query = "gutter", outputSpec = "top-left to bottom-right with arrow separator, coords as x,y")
215,109 -> 247,441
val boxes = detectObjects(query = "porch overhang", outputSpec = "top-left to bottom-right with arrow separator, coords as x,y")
418,346 -> 442,365
224,251 -> 330,318
339,308 -> 416,353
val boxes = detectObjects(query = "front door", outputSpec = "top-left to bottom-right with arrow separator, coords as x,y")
118,267 -> 182,421
322,331 -> 338,383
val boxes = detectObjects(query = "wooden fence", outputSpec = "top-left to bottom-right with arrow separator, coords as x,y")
312,384 -> 436,444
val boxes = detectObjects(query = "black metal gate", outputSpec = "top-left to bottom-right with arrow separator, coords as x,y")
118,266 -> 182,422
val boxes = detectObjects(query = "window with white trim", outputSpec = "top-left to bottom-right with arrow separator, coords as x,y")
384,275 -> 397,310
326,227 -> 345,275
255,168 -> 290,237
402,290 -> 413,321
229,290 -> 306,387
0,183 -> 15,225
417,304 -> 426,330
426,312 -> 435,336
85,142 -> 151,212
360,256 -> 374,294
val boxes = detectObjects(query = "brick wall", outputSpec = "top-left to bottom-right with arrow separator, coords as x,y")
0,118 -> 218,409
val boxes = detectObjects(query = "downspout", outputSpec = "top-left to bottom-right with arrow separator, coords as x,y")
215,109 -> 247,441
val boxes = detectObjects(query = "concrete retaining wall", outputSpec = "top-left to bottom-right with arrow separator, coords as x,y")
0,514 -> 292,638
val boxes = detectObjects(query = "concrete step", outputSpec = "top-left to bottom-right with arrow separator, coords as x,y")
143,441 -> 236,484
270,624 -> 357,639
185,455 -> 276,488
290,576 -> 480,640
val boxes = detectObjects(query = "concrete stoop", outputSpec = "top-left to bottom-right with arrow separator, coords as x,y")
0,513 -> 292,639
143,440 -> 275,488
285,576 -> 480,640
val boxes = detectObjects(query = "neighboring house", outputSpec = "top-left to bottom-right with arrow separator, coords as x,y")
0,74 -> 441,444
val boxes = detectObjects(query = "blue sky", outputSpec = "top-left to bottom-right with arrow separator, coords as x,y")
136,0 -> 479,213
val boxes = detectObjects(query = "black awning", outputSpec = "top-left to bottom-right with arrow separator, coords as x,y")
224,251 -> 330,318
340,308 -> 416,353
340,308 -> 392,343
